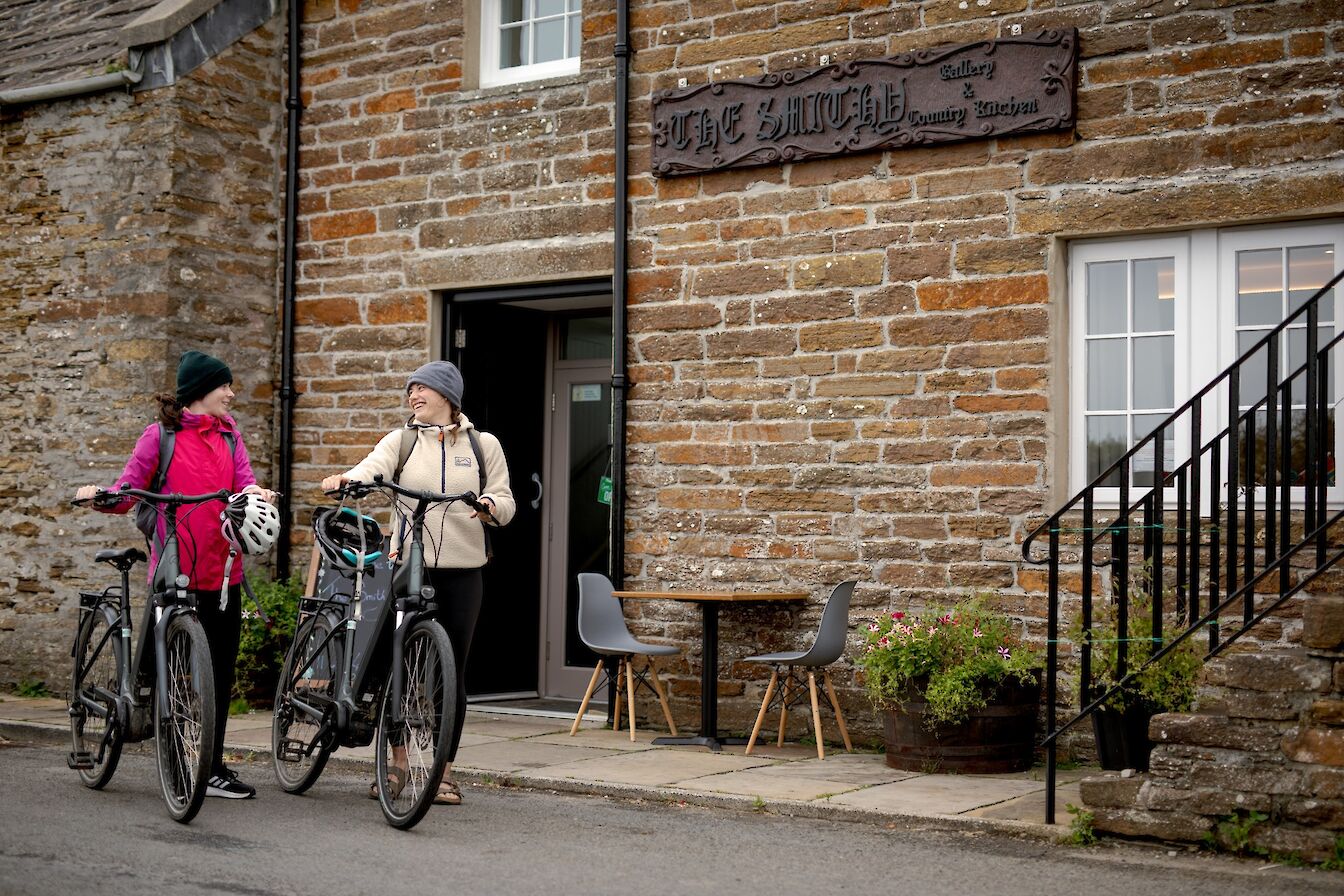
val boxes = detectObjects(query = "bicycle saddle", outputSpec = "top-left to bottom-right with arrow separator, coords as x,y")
95,547 -> 147,567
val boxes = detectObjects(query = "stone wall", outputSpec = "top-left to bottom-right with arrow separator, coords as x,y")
0,19 -> 286,689
1081,594 -> 1344,863
285,1 -> 1344,735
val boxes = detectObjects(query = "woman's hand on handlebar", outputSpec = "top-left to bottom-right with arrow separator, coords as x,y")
320,475 -> 349,494
74,485 -> 101,503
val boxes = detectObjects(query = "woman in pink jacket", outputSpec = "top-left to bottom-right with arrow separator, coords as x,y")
75,350 -> 276,800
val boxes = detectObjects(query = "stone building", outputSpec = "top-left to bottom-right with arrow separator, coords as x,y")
2,1 -> 1342,839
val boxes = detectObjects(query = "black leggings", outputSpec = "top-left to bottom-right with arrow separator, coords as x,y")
426,567 -> 482,763
190,584 -> 242,776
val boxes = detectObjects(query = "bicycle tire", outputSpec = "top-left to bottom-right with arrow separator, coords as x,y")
154,613 -> 217,824
375,619 -> 456,830
272,613 -> 339,794
70,603 -> 124,789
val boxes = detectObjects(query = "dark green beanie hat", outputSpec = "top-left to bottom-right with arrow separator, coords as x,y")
176,350 -> 232,405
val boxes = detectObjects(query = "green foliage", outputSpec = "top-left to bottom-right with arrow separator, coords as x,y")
1071,567 -> 1201,714
1321,835 -> 1344,872
1202,810 -> 1269,857
15,679 -> 51,699
858,596 -> 1043,726
1064,803 -> 1098,847
233,573 -> 305,707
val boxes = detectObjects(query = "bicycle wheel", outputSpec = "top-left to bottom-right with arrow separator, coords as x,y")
272,613 -> 339,793
154,613 -> 217,824
375,619 -> 456,829
69,603 -> 124,789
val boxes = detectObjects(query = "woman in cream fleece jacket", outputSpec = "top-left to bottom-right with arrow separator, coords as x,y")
322,360 -> 514,805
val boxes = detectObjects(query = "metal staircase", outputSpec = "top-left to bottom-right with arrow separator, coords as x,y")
1021,268 -> 1344,824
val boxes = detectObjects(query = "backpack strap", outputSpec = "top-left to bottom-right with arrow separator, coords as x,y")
150,423 -> 175,493
393,427 -> 417,483
467,429 -> 494,562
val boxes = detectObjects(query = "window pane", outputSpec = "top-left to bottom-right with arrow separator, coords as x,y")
568,11 -> 580,55
1237,248 -> 1282,326
560,315 -> 612,361
500,23 -> 527,68
536,0 -> 564,16
1236,329 -> 1269,408
1132,413 -> 1173,487
535,17 -> 565,63
1132,336 -> 1173,409
1087,416 -> 1126,487
567,0 -> 580,11
500,0 -> 527,25
1286,325 -> 1334,406
1288,244 -> 1334,321
1132,257 -> 1174,332
1087,338 -> 1126,411
1086,261 -> 1127,336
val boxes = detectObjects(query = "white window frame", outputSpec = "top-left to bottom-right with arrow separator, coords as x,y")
480,0 -> 582,88
1068,221 -> 1344,508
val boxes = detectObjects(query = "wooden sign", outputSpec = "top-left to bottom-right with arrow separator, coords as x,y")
650,29 -> 1077,177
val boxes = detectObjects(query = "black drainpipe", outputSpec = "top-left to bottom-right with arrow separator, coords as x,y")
276,0 -> 303,580
610,0 -> 630,589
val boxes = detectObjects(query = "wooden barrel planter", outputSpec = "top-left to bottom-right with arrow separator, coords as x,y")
882,676 -> 1041,773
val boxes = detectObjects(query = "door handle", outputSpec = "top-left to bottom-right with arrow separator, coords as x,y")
530,472 -> 543,510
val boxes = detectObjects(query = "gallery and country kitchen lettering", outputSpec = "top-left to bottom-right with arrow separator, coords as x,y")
650,29 -> 1077,176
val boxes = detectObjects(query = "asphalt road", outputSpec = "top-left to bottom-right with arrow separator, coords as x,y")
0,739 -> 1337,896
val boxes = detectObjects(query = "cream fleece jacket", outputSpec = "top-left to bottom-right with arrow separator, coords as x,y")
342,412 -> 514,569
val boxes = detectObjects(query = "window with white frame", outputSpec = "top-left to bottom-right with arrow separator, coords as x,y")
1069,221 -> 1344,502
480,0 -> 582,88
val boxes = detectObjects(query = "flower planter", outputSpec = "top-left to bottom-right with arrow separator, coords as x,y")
1091,706 -> 1153,771
881,676 -> 1041,773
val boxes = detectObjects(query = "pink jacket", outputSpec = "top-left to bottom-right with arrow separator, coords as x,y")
101,411 -> 259,589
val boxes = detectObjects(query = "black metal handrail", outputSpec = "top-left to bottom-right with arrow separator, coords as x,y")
1021,267 -> 1344,825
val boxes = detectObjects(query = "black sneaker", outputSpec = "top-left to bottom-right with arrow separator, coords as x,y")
206,769 -> 256,799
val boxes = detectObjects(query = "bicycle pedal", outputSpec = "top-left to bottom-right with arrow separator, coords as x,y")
277,738 -> 306,762
68,751 -> 95,770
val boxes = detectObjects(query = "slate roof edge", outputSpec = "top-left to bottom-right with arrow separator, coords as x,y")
121,0 -> 227,48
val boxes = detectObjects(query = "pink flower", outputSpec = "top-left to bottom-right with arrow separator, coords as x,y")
891,611 -> 905,621
972,627 -> 983,638
878,637 -> 890,648
997,646 -> 1011,660
927,627 -> 937,636
867,622 -> 880,633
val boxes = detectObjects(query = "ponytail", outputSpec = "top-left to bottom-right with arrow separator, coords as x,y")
154,392 -> 183,429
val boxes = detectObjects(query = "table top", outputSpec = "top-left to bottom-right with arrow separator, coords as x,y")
613,590 -> 808,603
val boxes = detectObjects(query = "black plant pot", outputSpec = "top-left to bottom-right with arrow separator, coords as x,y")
1092,705 -> 1153,771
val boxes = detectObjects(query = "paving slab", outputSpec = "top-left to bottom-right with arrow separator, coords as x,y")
454,738 -> 622,774
530,726 -> 666,751
462,715 -> 571,739
677,768 -> 868,802
826,773 -> 1044,815
968,780 -> 1080,822
537,746 -> 775,788
728,752 -> 916,787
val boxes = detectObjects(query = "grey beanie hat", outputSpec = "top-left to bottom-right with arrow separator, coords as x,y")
406,360 -> 464,408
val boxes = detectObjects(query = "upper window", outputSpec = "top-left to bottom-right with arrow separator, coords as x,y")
1069,222 -> 1344,503
480,0 -> 582,88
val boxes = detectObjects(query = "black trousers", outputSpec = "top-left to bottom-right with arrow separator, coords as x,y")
425,567 -> 482,763
191,584 -> 242,776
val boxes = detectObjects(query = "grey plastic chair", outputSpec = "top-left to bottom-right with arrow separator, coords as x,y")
744,580 -> 857,759
569,573 -> 679,741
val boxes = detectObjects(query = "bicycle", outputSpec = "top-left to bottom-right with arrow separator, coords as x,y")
271,475 -> 488,829
68,487 -> 228,823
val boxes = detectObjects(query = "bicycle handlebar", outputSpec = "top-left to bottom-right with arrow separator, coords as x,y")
72,487 -> 231,508
325,476 -> 488,514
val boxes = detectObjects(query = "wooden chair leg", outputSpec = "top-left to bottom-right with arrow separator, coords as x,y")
625,654 -> 637,741
776,671 -> 790,748
570,660 -> 606,736
647,657 -> 677,735
612,659 -> 624,732
745,669 -> 778,755
807,671 -> 825,759
823,669 -> 853,752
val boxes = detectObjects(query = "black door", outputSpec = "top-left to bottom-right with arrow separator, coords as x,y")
451,301 -> 547,697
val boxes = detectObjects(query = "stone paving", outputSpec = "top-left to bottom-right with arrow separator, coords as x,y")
0,695 -> 1087,839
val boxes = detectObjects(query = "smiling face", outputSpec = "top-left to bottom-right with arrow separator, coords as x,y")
408,382 -> 455,425
190,382 -> 235,418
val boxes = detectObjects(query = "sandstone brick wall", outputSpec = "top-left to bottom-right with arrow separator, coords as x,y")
284,1 -> 1342,735
0,21 -> 286,689
1082,594 -> 1344,863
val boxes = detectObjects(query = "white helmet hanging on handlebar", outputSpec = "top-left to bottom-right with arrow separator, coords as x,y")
221,492 -> 280,555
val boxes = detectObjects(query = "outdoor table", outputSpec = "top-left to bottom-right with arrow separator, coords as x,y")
612,589 -> 807,751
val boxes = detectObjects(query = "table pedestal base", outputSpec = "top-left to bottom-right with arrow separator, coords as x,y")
651,734 -> 751,752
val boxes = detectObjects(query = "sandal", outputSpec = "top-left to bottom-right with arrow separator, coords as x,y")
367,764 -> 408,800
433,778 -> 462,805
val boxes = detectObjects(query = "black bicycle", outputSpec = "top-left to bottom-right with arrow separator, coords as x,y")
272,476 -> 486,828
68,487 -> 226,823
